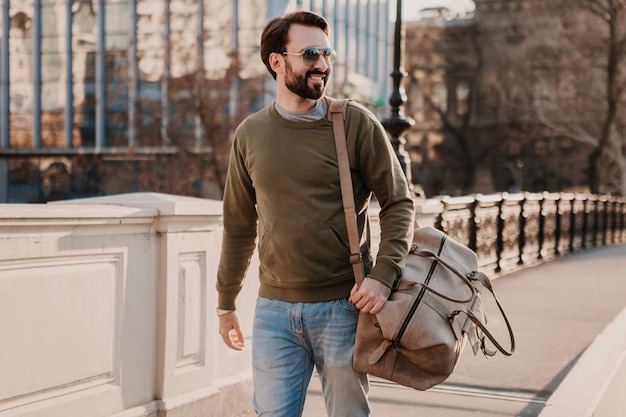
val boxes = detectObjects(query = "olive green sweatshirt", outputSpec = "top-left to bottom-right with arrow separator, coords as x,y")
217,97 -> 415,311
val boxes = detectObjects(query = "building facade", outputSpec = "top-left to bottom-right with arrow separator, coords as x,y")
403,0 -> 626,197
0,0 -> 393,202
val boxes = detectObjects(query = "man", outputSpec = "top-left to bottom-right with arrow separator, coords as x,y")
216,10 -> 414,417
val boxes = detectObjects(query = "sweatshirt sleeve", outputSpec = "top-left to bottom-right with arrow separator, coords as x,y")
216,132 -> 258,311
349,104 -> 415,288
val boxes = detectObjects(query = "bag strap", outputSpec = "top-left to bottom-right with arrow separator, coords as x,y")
415,245 -> 516,356
460,271 -> 516,356
330,99 -> 515,357
329,99 -> 365,287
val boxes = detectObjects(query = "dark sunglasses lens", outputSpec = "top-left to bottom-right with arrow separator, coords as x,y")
302,48 -> 321,65
322,48 -> 336,63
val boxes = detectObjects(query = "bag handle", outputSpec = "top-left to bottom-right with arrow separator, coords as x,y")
329,99 -> 365,287
411,248 -> 516,356
411,246 -> 477,303
453,271 -> 516,357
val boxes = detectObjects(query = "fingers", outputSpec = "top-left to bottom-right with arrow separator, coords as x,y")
349,277 -> 391,314
351,295 -> 384,314
355,297 -> 384,314
225,328 -> 246,351
366,299 -> 386,315
219,312 -> 246,351
350,283 -> 359,299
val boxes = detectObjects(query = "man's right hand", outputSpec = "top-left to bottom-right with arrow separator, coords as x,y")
219,311 -> 246,351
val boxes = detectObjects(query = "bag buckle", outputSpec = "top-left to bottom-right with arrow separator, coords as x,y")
349,252 -> 362,265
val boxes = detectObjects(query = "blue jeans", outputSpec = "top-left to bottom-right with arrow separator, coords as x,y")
252,297 -> 370,417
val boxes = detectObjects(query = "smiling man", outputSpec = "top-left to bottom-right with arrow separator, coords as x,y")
216,11 -> 415,417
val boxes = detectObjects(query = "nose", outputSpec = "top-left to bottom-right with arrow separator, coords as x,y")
313,54 -> 329,70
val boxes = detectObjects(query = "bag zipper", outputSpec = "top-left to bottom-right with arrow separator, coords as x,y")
392,234 -> 447,349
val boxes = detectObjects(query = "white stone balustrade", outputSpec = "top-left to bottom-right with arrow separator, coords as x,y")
0,193 -> 258,417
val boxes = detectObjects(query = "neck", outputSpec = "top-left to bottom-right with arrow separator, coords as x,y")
275,85 -> 320,113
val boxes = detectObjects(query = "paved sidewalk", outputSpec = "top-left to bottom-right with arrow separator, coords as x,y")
302,244 -> 626,417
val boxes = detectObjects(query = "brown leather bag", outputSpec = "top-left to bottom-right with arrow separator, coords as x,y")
329,99 -> 515,391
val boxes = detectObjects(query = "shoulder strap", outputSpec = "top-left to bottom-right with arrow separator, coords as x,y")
329,99 -> 365,287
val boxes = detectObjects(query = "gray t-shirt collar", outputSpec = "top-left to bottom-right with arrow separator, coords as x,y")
274,99 -> 328,122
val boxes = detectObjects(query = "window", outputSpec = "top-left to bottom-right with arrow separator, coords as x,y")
432,81 -> 447,112
41,0 -> 67,147
72,0 -> 98,147
455,79 -> 470,115
136,0 -> 165,147
103,0 -> 130,147
9,7 -> 34,148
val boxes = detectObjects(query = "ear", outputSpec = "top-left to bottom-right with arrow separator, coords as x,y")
269,52 -> 283,76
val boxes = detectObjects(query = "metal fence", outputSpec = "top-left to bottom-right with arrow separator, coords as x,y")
434,193 -> 626,276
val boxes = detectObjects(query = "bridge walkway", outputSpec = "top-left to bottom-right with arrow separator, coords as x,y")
302,244 -> 626,416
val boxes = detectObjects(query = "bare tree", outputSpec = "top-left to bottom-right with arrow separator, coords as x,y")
404,1 -> 625,196
405,21 -> 493,195
577,0 -> 626,194
497,0 -> 626,194
424,24 -> 488,194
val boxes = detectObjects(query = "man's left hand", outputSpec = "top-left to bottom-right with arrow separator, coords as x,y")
349,277 -> 391,314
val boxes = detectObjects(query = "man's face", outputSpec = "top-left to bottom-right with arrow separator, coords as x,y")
281,24 -> 333,100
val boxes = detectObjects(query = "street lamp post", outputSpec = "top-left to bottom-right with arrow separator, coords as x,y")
382,0 -> 414,185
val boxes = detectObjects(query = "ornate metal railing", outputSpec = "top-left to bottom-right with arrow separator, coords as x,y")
434,193 -> 626,276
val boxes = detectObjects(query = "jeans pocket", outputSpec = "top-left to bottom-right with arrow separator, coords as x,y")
256,297 -> 273,307
336,297 -> 360,314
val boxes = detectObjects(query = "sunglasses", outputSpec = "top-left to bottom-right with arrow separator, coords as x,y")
282,47 -> 337,66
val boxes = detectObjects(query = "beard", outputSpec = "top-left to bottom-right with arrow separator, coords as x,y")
284,60 -> 329,100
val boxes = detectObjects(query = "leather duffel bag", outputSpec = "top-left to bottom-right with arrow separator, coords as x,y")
352,226 -> 515,390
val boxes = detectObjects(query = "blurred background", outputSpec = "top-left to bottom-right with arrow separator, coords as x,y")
0,0 -> 624,203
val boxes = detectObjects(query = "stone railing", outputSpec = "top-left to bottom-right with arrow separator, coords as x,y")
0,193 -> 259,417
1,191 -> 624,417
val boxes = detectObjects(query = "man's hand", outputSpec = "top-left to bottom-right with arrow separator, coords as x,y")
219,311 -> 246,351
349,277 -> 391,314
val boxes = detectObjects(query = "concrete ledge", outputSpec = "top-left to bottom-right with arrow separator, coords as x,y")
57,192 -> 223,216
414,199 -> 444,228
155,377 -> 254,417
538,307 -> 626,417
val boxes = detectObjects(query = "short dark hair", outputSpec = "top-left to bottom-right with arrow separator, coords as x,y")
260,11 -> 330,80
